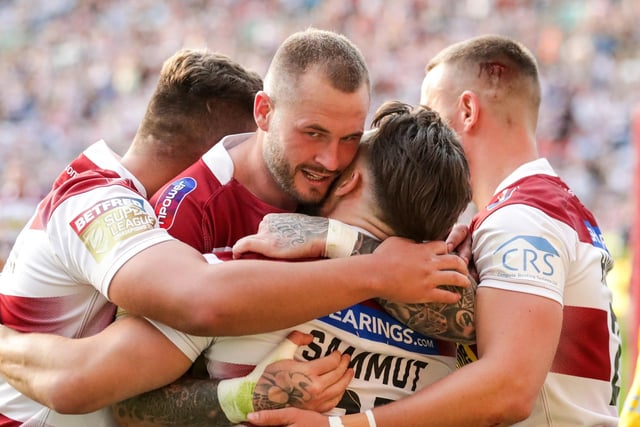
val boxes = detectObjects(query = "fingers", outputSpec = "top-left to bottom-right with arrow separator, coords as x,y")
286,330 -> 313,347
314,352 -> 351,382
446,223 -> 469,251
277,351 -> 351,413
312,354 -> 353,412
446,223 -> 472,265
429,287 -> 463,305
248,407 -> 306,426
232,235 -> 266,259
436,253 -> 470,277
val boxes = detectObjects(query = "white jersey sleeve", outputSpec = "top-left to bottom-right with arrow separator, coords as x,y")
46,184 -> 174,298
144,317 -> 214,361
473,204 -> 571,305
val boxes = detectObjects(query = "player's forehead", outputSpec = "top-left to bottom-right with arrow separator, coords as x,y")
286,78 -> 369,137
421,65 -> 443,98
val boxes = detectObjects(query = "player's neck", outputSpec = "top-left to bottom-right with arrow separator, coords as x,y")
328,201 -> 392,242
120,153 -> 167,199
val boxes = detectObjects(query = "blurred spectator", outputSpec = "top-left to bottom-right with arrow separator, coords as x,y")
0,0 -> 637,282
0,158 -> 40,269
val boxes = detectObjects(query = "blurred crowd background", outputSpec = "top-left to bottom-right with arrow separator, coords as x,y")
1,0 -> 639,392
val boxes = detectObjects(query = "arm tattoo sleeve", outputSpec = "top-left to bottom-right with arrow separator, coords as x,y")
267,214 -> 329,250
349,231 -> 476,344
377,277 -> 477,344
111,366 -> 316,427
111,377 -> 233,427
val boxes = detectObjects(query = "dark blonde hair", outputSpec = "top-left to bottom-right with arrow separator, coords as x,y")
265,28 -> 370,103
138,49 -> 263,159
427,34 -> 541,110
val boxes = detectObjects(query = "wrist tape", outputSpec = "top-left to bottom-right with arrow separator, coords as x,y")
218,337 -> 299,423
324,219 -> 359,259
328,410 -> 376,427
365,409 -> 377,427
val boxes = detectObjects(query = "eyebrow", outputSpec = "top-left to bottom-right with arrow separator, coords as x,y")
306,124 -> 364,140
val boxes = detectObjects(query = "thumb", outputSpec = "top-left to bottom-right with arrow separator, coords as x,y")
285,330 -> 313,347
247,408 -> 295,425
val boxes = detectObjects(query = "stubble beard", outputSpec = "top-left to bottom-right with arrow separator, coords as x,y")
263,137 -> 326,207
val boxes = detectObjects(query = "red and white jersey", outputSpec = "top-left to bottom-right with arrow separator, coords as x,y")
0,140 -> 175,426
207,296 -> 457,420
152,249 -> 457,423
147,133 -> 293,363
470,158 -> 621,426
151,133 -> 289,255
151,137 -> 457,419
169,251 -> 456,421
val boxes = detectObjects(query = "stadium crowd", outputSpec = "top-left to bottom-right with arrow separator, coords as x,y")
0,0 -> 638,286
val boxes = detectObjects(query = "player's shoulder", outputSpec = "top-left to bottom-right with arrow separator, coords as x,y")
479,174 -> 581,226
49,168 -> 138,210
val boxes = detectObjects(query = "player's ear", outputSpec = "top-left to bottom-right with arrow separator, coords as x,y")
254,91 -> 273,131
334,169 -> 362,197
459,90 -> 479,132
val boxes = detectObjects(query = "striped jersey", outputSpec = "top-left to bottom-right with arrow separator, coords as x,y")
207,291 -> 457,419
0,140 -> 173,427
150,133 -> 458,421
469,158 -> 621,426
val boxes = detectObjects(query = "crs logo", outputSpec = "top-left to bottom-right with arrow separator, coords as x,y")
493,235 -> 559,277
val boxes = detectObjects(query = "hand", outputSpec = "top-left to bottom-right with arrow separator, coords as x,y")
254,331 -> 353,414
445,223 -> 471,264
233,214 -> 328,260
372,237 -> 470,305
248,407 -> 328,426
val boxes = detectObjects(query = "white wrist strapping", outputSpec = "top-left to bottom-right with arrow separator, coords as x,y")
328,416 -> 345,427
218,338 -> 299,423
324,218 -> 359,258
365,409 -> 377,427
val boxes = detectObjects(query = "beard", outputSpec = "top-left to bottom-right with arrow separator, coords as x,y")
262,133 -> 329,207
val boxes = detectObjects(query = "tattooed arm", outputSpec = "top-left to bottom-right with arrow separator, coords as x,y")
233,213 -> 476,343
377,278 -> 477,345
232,214 -> 381,260
112,377 -> 230,427
112,339 -> 352,427
112,375 -> 301,427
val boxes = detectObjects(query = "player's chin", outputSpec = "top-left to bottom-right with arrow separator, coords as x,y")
294,186 -> 327,206
293,179 -> 330,205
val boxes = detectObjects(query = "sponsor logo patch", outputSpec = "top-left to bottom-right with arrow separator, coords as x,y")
155,177 -> 197,228
584,220 -> 609,252
491,235 -> 560,286
70,197 -> 156,261
318,304 -> 444,355
487,187 -> 516,210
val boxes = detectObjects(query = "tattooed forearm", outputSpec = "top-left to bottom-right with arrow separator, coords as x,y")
111,366 -> 317,427
265,214 -> 329,252
377,276 -> 477,344
258,214 -> 380,258
111,377 -> 231,427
